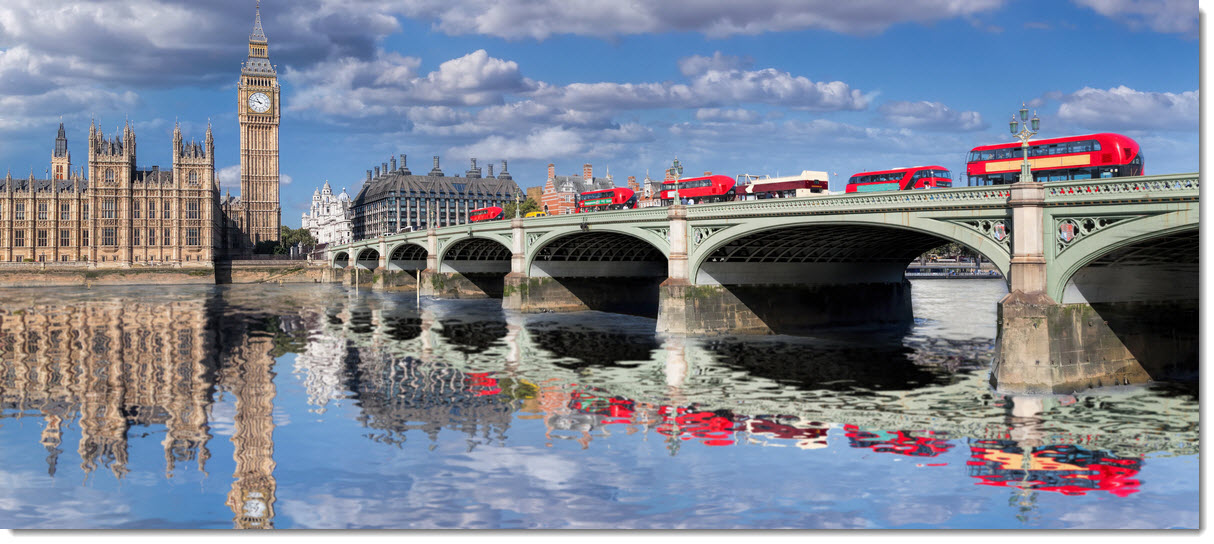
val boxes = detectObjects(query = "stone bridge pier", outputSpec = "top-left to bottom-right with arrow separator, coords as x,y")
992,180 -> 1199,394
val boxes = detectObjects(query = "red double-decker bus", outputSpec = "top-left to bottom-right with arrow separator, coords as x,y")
575,188 -> 637,213
844,166 -> 953,193
966,133 -> 1143,185
469,206 -> 503,222
659,174 -> 737,204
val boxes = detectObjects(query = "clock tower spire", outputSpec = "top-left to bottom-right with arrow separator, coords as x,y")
236,0 -> 281,252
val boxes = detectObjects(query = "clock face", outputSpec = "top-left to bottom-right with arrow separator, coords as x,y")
242,499 -> 267,518
248,92 -> 271,113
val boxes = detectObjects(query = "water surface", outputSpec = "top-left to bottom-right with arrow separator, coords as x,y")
0,280 -> 1198,529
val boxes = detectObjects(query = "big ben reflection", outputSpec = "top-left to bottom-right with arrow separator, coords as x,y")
219,320 -> 278,529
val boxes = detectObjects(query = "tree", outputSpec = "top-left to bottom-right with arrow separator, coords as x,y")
503,197 -> 540,219
280,226 -> 317,247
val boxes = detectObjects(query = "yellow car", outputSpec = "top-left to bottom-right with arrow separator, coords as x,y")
524,211 -> 547,218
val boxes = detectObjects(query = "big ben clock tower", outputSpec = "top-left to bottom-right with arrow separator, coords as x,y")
237,1 -> 281,249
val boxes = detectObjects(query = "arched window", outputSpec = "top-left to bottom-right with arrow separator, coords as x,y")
105,168 -> 114,183
189,171 -> 198,184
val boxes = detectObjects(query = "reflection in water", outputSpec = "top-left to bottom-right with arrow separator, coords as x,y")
0,283 -> 1200,529
0,287 -> 282,529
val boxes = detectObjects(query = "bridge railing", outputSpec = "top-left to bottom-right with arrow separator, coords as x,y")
1043,172 -> 1199,204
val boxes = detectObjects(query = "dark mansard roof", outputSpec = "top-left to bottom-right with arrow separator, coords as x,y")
352,172 -> 522,207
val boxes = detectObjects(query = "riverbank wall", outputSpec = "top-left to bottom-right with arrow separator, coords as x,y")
0,261 -> 327,287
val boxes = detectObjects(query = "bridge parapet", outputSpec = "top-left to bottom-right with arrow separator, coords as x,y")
1043,173 -> 1198,204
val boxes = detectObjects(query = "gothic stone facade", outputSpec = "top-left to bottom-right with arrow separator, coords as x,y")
0,122 -> 218,266
0,5 -> 280,265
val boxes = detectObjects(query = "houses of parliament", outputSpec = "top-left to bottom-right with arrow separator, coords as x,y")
0,5 -> 282,265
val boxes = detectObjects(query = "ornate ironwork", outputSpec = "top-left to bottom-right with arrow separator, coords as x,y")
1053,216 -> 1135,254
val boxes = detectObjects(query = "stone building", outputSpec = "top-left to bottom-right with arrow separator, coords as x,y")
350,155 -> 521,240
0,4 -> 280,264
0,121 -> 219,266
539,163 -> 615,215
301,181 -> 352,246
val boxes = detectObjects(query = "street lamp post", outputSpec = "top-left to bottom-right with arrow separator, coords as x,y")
1008,103 -> 1040,184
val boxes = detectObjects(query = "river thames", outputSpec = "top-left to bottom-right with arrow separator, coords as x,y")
0,279 -> 1198,529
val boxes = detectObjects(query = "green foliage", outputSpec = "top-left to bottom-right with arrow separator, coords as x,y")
280,226 -> 317,247
264,315 -> 308,358
502,197 -> 540,220
251,227 -> 316,255
252,239 -> 279,255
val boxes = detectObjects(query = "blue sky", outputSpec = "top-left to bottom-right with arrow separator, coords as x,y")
0,0 -> 1199,227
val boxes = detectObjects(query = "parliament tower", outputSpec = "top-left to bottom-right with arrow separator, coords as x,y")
236,1 -> 281,249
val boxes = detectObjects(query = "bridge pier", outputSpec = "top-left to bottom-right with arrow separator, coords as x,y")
419,270 -> 502,298
994,294 -> 1153,393
504,275 -> 662,316
376,270 -> 418,291
656,281 -> 913,335
991,180 -> 1156,393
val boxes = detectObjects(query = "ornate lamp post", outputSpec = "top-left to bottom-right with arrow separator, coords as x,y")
1008,103 -> 1040,184
514,192 -> 521,219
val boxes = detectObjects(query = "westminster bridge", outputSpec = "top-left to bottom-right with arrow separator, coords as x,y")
327,173 -> 1200,394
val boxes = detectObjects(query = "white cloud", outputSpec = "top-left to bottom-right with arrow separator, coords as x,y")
679,52 -> 752,77
695,108 -> 761,123
447,123 -> 654,160
1072,0 -> 1196,34
878,100 -> 986,131
384,0 -> 1006,39
216,165 -> 241,190
215,166 -> 292,191
285,49 -> 534,121
534,54 -> 870,112
1057,86 -> 1197,131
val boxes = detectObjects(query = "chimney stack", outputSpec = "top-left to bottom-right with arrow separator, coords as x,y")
583,163 -> 592,181
367,170 -> 372,183
466,158 -> 482,178
390,156 -> 397,172
383,162 -> 389,176
399,154 -> 411,175
428,155 -> 444,177
487,163 -> 495,178
547,163 -> 556,179
374,166 -> 380,178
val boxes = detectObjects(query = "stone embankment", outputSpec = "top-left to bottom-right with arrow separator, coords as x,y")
0,261 -> 328,287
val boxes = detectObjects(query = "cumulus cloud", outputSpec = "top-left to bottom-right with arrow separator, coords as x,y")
216,165 -> 241,191
1057,86 -> 1197,131
286,49 -> 535,119
384,0 -> 1006,39
878,101 -> 986,131
1072,0 -> 1196,35
0,0 -> 400,87
535,54 -> 870,112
